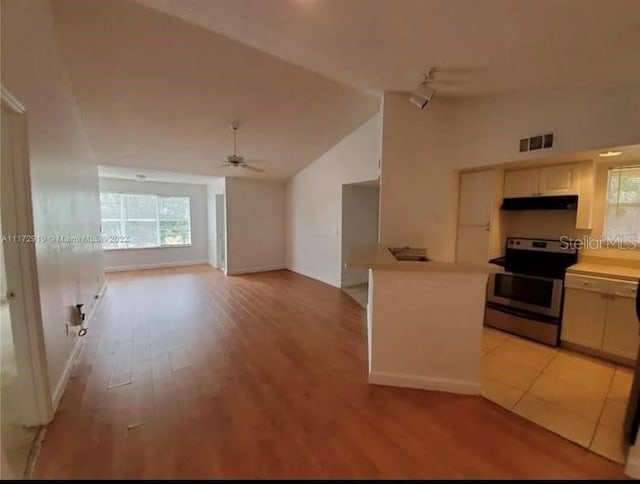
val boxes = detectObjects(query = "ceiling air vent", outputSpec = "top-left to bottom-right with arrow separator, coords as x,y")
519,133 -> 554,153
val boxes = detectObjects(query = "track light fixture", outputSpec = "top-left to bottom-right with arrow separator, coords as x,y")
409,67 -> 437,109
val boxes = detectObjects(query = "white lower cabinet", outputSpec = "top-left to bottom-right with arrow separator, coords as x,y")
602,296 -> 639,360
562,288 -> 607,349
562,273 -> 638,361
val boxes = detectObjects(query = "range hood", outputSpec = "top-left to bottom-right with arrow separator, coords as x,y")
501,195 -> 578,211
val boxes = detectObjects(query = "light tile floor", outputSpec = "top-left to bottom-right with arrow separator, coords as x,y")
482,326 -> 633,464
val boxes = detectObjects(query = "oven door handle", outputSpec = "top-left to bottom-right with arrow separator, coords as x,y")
495,271 -> 560,283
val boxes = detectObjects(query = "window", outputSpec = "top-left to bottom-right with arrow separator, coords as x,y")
100,192 -> 191,249
603,166 -> 640,242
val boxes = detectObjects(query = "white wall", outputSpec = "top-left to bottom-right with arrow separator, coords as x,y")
341,185 -> 379,287
379,85 -> 640,263
286,111 -> 382,287
1,0 -> 105,404
379,93 -> 459,261
225,178 -> 286,275
206,178 -> 226,269
452,85 -> 640,170
99,177 -> 209,271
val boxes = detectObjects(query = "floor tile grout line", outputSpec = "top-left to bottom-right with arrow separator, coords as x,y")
510,347 -> 560,410
482,327 -> 630,463
587,366 -> 619,449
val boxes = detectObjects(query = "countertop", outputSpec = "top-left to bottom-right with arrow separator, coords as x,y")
346,244 -> 501,274
567,258 -> 640,282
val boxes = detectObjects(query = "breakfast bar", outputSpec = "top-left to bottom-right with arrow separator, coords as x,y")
347,244 -> 499,395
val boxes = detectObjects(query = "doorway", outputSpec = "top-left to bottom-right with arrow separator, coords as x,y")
1,87 -> 52,477
215,193 -> 226,271
341,180 -> 379,307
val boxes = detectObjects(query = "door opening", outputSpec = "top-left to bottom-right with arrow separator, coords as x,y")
215,193 -> 226,272
1,87 -> 52,477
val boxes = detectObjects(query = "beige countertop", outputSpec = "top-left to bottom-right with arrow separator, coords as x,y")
568,259 -> 640,282
346,244 -> 501,274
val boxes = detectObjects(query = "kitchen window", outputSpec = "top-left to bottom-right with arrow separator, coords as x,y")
100,192 -> 192,249
603,166 -> 640,242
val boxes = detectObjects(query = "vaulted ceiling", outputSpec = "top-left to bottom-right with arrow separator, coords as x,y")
51,0 -> 379,179
136,0 -> 640,95
52,0 -> 640,179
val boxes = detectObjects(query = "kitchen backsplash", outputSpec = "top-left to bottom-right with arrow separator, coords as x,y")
502,210 -> 586,240
502,210 -> 640,263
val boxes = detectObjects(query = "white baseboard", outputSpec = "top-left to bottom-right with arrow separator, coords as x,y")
51,283 -> 107,410
104,260 -> 209,272
226,265 -> 286,276
286,266 -> 340,287
368,371 -> 481,395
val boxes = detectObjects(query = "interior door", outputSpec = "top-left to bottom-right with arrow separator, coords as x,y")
459,170 -> 493,226
456,170 -> 493,264
1,101 -> 51,477
456,225 -> 491,265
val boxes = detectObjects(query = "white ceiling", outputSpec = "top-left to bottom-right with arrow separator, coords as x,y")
98,165 -> 222,185
51,0 -> 379,180
136,0 -> 640,95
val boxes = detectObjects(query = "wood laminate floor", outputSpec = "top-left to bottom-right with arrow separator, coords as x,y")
34,266 -> 627,478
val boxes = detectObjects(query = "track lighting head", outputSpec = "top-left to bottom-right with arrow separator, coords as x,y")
409,67 -> 437,109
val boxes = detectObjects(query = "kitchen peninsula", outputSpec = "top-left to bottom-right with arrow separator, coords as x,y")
347,244 -> 498,395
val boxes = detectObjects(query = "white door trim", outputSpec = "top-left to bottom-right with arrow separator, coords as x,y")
1,85 -> 54,425
215,193 -> 226,271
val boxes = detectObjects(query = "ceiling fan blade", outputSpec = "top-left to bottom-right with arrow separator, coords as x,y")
242,164 -> 264,173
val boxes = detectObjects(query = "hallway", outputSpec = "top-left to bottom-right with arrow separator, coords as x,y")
34,266 -> 626,478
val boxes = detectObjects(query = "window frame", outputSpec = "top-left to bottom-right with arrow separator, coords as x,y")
100,191 -> 192,251
597,162 -> 640,248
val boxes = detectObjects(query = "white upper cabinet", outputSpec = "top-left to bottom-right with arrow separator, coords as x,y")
503,168 -> 539,198
504,163 -> 580,198
538,164 -> 579,196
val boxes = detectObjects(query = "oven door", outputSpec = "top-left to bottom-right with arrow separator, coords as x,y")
487,271 -> 563,319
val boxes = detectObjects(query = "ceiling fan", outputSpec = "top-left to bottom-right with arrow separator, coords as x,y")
219,124 -> 264,172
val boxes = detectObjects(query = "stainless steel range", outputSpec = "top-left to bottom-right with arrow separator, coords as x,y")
485,237 -> 578,346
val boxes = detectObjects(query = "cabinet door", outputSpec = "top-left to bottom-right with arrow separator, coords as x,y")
561,288 -> 607,349
459,170 -> 494,226
602,295 -> 639,360
538,164 -> 579,196
503,168 -> 539,198
456,225 -> 490,264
